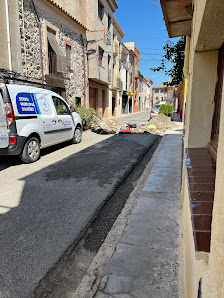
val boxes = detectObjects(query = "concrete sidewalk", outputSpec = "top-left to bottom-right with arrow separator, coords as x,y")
74,126 -> 183,298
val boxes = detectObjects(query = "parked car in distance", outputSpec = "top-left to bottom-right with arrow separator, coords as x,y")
0,84 -> 82,163
150,104 -> 161,118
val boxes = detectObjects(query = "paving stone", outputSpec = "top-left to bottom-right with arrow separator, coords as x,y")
112,294 -> 133,298
99,275 -> 108,291
143,176 -> 181,194
131,279 -> 179,298
126,197 -> 179,225
104,275 -> 133,294
103,243 -> 176,277
94,292 -> 111,298
120,219 -> 179,249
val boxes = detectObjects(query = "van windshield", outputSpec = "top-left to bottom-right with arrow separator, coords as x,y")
154,105 -> 161,109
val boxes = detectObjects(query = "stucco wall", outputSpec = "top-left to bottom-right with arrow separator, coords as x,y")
89,81 -> 111,118
0,0 -> 22,72
87,0 -> 114,84
184,50 -> 218,148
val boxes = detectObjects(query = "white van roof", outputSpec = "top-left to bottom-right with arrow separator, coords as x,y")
6,84 -> 53,95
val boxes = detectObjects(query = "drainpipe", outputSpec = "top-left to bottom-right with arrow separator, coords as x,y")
81,34 -> 87,106
5,0 -> 12,71
31,0 -> 44,82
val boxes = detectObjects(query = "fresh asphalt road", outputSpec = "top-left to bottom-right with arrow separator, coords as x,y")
0,124 -> 157,298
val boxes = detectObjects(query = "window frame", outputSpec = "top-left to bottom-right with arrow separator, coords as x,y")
98,46 -> 104,67
66,44 -> 72,69
98,1 -> 104,21
108,14 -> 111,29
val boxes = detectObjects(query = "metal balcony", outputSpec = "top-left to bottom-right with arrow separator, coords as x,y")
106,29 -> 112,46
108,69 -> 112,82
113,42 -> 119,56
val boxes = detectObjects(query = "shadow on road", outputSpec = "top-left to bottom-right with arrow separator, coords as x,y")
0,133 -> 158,298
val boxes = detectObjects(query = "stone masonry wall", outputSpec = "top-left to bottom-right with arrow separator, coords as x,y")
18,0 -> 87,105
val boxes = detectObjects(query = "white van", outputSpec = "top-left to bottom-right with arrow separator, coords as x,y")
0,84 -> 82,163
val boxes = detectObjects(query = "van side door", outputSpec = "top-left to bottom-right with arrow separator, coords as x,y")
35,93 -> 58,147
51,96 -> 74,142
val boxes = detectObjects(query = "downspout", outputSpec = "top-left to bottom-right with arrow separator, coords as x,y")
5,0 -> 12,71
31,0 -> 44,82
81,34 -> 87,106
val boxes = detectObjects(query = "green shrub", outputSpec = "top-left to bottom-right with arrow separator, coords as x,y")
159,104 -> 174,117
75,106 -> 99,126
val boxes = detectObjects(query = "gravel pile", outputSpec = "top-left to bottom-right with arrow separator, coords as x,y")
91,116 -> 120,134
91,114 -> 176,135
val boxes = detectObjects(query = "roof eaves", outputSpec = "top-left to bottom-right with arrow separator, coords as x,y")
113,16 -> 125,38
160,0 -> 193,38
160,0 -> 172,38
46,0 -> 87,30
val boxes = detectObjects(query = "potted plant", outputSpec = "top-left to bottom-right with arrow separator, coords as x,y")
75,106 -> 98,130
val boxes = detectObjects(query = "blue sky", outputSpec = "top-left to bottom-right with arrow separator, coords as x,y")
114,0 -> 179,86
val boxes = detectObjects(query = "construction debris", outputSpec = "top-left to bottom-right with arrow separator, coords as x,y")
91,114 -> 177,135
91,115 -> 120,134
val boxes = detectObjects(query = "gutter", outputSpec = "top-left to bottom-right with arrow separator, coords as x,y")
81,35 -> 87,106
5,0 -> 12,71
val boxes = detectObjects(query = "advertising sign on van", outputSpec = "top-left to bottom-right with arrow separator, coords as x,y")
16,93 -> 40,115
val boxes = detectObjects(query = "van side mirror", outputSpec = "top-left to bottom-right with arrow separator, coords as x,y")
70,106 -> 75,112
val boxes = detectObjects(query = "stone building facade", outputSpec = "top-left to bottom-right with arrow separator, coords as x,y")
17,0 -> 88,106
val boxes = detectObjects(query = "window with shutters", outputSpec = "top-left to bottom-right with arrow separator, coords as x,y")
98,1 -> 104,21
47,29 -> 57,75
66,44 -> 72,69
98,46 -> 104,67
47,27 -> 67,76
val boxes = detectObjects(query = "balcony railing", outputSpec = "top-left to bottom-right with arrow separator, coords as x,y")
116,77 -> 121,89
108,69 -> 112,82
113,42 -> 119,56
48,52 -> 68,77
106,29 -> 112,45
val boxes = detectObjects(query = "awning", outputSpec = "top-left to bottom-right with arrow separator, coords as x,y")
47,32 -> 67,73
161,0 -> 193,38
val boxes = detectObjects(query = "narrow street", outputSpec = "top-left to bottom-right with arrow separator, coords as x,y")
0,112 -> 158,298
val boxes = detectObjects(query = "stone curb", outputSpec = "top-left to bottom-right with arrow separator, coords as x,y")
72,132 -> 169,298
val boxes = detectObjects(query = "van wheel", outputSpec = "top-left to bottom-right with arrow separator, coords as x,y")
72,127 -> 82,144
20,137 -> 40,163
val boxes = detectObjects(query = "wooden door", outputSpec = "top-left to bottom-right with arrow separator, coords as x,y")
112,97 -> 116,116
89,87 -> 97,109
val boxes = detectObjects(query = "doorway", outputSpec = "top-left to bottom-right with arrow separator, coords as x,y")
89,87 -> 97,109
129,98 -> 132,113
112,97 -> 116,116
122,95 -> 128,114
